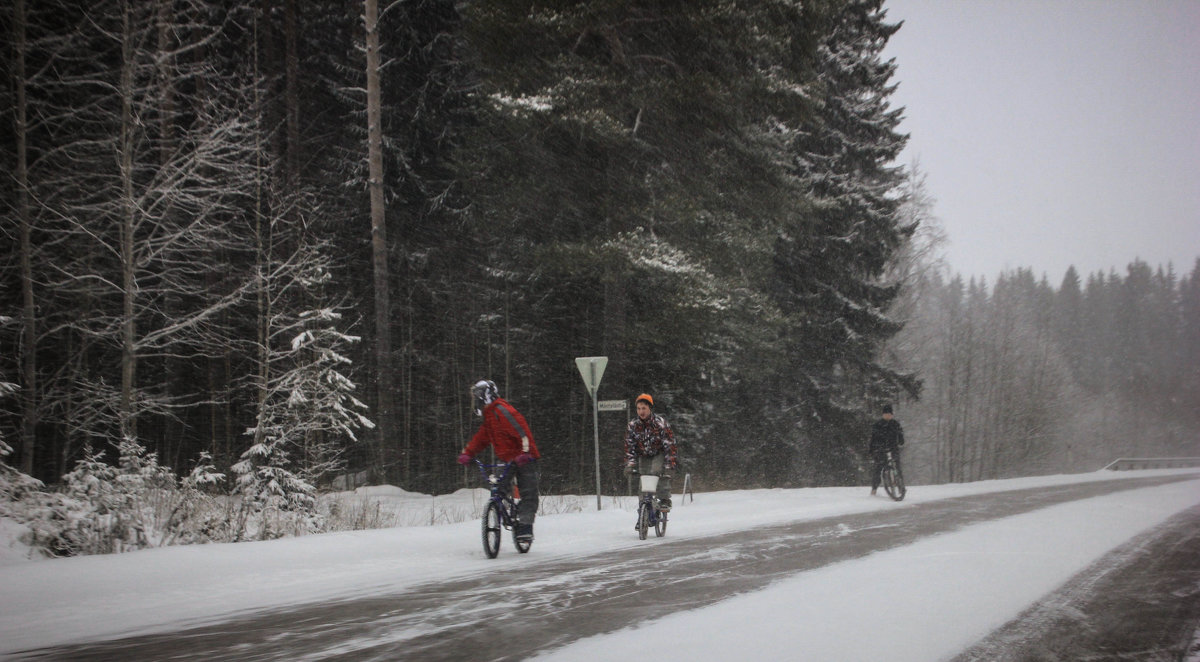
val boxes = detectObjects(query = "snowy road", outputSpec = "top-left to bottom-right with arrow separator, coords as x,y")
10,473 -> 1198,661
952,502 -> 1200,661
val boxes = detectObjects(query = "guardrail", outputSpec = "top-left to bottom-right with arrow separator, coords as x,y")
1101,457 -> 1200,471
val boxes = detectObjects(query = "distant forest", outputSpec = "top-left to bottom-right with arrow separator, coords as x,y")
2,0 -> 1197,512
891,254 -> 1200,484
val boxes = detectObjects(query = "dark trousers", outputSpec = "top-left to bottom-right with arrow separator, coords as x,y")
501,459 -> 539,525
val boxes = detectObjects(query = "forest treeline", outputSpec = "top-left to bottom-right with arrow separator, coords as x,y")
1,0 -> 1197,539
892,255 -> 1200,484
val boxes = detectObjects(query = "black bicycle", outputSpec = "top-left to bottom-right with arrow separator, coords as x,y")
474,459 -> 532,558
882,451 -> 906,501
634,472 -> 668,540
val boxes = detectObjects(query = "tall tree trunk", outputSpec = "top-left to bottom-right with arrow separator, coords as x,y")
251,9 -> 270,448
365,0 -> 396,478
284,0 -> 300,187
156,0 -> 175,151
119,0 -> 139,444
14,0 -> 37,474
156,0 -> 180,468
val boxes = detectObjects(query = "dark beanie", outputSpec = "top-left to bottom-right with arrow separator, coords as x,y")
882,404 -> 893,414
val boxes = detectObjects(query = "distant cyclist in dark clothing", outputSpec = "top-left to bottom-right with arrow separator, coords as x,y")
869,404 -> 905,496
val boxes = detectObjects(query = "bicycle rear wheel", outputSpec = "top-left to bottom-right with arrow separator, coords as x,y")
883,467 -> 906,501
482,501 -> 502,558
637,501 -> 650,540
655,510 -> 667,537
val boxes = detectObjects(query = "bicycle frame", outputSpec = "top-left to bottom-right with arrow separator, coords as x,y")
882,451 -> 906,501
475,460 -> 518,526
474,459 -> 531,557
634,472 -> 667,539
641,493 -> 663,524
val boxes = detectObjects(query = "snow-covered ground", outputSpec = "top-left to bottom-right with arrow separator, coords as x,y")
1,468 -> 1198,660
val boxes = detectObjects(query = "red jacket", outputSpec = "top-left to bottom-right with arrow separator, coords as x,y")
463,398 -> 539,462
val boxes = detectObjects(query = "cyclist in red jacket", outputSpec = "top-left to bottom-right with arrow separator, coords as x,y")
457,380 -> 540,542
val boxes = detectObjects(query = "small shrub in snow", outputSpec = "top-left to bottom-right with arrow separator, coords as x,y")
0,460 -> 43,513
0,461 -> 56,559
156,453 -> 230,546
233,435 -> 323,540
324,495 -> 397,530
48,441 -> 175,554
2,443 -> 235,557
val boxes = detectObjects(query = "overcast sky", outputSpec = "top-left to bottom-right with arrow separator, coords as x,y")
882,0 -> 1200,283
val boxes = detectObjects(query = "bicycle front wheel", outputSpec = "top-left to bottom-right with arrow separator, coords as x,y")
482,501 -> 502,558
884,467 -> 906,501
637,501 -> 650,540
655,510 -> 667,537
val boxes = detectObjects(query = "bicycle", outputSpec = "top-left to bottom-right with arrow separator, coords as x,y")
474,459 -> 532,558
634,472 -> 668,540
881,451 -> 906,501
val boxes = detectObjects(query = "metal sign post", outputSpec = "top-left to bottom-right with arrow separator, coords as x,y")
574,356 -> 608,510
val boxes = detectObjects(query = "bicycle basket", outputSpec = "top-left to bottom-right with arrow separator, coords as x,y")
639,474 -> 659,493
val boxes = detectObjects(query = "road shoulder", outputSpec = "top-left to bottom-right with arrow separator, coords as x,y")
953,504 -> 1200,661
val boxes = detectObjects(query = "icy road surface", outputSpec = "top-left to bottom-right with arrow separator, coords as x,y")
8,472 -> 1198,661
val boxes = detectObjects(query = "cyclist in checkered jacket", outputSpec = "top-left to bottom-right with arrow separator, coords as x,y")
622,393 -> 677,511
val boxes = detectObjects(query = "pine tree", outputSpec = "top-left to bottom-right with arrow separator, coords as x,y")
768,0 -> 917,484
247,243 -> 372,483
236,235 -> 369,540
457,0 -> 852,487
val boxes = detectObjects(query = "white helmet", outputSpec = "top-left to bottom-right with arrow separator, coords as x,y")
471,380 -> 499,416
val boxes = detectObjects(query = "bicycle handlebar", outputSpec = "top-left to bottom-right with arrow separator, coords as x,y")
472,458 -> 516,483
473,458 -> 513,469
